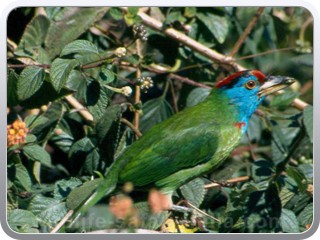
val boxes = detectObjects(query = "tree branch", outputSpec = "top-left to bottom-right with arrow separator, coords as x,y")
121,118 -> 142,138
229,7 -> 265,57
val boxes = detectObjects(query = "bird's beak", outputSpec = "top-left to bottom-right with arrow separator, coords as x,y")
258,75 -> 295,98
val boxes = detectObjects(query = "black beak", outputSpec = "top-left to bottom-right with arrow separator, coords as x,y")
258,75 -> 295,98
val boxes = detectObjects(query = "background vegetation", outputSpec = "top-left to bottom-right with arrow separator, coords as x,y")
7,7 -> 313,233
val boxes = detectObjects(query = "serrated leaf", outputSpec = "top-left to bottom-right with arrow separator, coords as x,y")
180,178 -> 205,207
251,159 -> 274,182
186,87 -> 210,107
28,195 -> 67,226
140,97 -> 174,133
286,166 -> 308,192
96,105 -> 122,143
53,177 -> 82,200
31,102 -> 64,142
7,70 -> 19,107
7,163 -> 32,192
24,115 -> 49,129
270,91 -> 300,109
279,188 -> 295,207
66,178 -> 103,210
134,201 -> 169,230
87,83 -> 112,120
69,137 -> 101,174
297,203 -> 313,227
17,67 -> 45,101
98,68 -> 116,83
23,144 -> 51,167
17,15 -> 50,48
127,7 -> 139,16
7,209 -> 39,233
45,7 -> 108,58
303,106 -> 313,143
50,131 -> 74,153
60,40 -> 99,57
109,7 -> 123,20
197,12 -> 229,44
50,58 -> 79,92
20,80 -> 73,109
280,209 -> 300,233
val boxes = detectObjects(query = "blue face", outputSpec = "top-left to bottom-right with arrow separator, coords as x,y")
219,74 -> 265,132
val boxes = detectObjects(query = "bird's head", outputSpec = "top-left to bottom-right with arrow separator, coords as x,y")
215,70 -> 295,130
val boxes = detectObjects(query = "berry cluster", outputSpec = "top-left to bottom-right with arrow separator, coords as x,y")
7,120 -> 28,147
133,24 -> 148,41
137,77 -> 154,92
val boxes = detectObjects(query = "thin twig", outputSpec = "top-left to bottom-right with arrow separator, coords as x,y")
7,63 -> 51,69
50,210 -> 74,233
169,79 -> 179,113
120,118 -> 142,138
65,95 -> 94,122
229,7 -> 265,57
180,200 -> 220,222
134,40 -> 142,132
235,47 -> 295,61
204,176 -> 250,189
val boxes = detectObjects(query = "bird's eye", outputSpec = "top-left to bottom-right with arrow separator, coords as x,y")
245,80 -> 256,90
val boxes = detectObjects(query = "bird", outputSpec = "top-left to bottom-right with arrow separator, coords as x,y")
70,70 -> 294,223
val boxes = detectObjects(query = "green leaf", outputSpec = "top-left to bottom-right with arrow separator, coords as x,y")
45,7 -> 109,58
17,15 -> 50,48
53,177 -> 82,200
50,58 -> 80,92
69,137 -> 101,174
20,80 -> 73,109
7,70 -> 19,107
60,40 -> 99,57
28,195 -> 67,227
109,7 -> 123,20
96,105 -> 122,143
184,7 -> 197,18
23,144 -> 51,167
297,203 -> 313,227
179,178 -> 205,207
270,91 -> 300,109
140,97 -> 174,133
31,102 -> 64,142
134,202 -> 169,230
303,106 -> 313,143
127,7 -> 139,16
280,209 -> 300,233
186,87 -> 210,107
16,15 -> 51,61
251,159 -> 274,182
87,83 -> 112,120
7,163 -> 32,192
197,12 -> 229,44
286,166 -> 308,192
7,209 -> 39,233
66,178 -> 103,210
24,115 -> 49,129
17,67 -> 45,101
50,130 -> 74,153
98,67 -> 116,83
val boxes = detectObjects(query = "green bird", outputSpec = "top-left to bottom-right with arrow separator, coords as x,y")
70,70 -> 294,223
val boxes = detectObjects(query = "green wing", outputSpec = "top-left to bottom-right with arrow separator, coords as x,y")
118,122 -> 220,187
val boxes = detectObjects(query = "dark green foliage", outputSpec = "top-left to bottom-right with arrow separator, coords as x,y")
7,7 -> 313,234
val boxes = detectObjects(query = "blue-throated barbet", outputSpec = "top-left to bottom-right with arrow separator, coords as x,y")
71,70 -> 295,222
